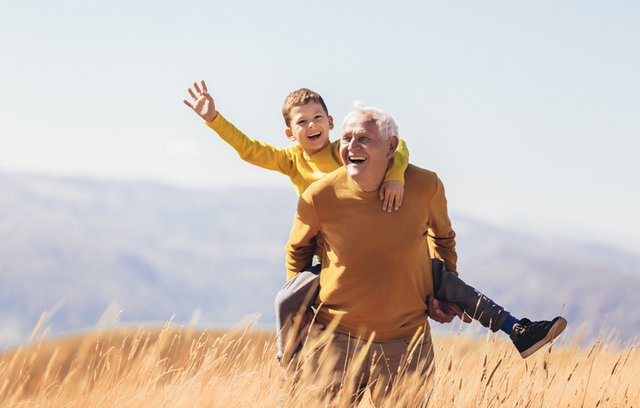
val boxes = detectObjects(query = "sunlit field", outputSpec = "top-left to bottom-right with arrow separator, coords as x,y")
1,321 -> 638,407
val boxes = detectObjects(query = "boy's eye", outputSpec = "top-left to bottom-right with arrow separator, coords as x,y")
297,120 -> 306,125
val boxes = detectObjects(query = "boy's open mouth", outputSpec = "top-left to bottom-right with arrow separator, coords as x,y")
348,155 -> 367,164
308,131 -> 322,140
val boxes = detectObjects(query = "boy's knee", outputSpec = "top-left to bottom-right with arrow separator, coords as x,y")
274,286 -> 290,311
275,285 -> 302,315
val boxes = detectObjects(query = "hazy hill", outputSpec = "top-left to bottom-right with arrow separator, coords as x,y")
1,171 -> 639,346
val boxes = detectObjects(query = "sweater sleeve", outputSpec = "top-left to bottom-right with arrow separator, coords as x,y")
384,138 -> 410,183
205,113 -> 295,175
427,175 -> 458,274
285,192 -> 321,281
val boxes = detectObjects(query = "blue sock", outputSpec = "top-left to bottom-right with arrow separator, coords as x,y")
500,314 -> 520,335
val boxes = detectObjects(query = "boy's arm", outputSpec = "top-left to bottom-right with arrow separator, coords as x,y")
427,175 -> 458,274
285,193 -> 320,281
184,80 -> 294,175
379,138 -> 410,212
384,138 -> 409,182
207,114 -> 295,175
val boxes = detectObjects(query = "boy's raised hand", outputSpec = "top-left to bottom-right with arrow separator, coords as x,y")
183,80 -> 218,122
380,180 -> 404,212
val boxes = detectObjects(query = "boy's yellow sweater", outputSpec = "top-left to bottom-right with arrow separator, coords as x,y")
206,113 -> 409,196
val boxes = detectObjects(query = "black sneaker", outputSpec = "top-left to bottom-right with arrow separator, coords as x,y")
510,316 -> 567,358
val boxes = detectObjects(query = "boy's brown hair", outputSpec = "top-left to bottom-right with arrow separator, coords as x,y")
281,88 -> 329,126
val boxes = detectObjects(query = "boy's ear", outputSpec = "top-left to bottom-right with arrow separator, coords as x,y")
328,115 -> 334,130
285,127 -> 296,141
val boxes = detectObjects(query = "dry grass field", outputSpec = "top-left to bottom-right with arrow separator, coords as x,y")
0,321 -> 638,407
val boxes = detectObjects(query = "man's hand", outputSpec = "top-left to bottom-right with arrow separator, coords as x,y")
427,296 -> 472,324
183,80 -> 218,122
379,180 -> 404,212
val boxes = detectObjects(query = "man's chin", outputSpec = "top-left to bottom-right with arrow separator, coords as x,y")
345,164 -> 368,178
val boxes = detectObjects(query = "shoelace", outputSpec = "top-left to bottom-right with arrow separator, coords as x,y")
512,319 -> 532,335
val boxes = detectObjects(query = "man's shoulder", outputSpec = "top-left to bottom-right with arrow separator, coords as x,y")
404,164 -> 445,198
406,164 -> 439,183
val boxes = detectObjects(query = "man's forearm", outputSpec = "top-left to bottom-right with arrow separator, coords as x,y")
285,193 -> 321,280
285,246 -> 316,281
428,176 -> 458,273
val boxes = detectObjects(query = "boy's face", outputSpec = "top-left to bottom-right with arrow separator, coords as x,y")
285,102 -> 334,156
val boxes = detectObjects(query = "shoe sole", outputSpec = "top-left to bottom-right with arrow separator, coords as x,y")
520,317 -> 567,359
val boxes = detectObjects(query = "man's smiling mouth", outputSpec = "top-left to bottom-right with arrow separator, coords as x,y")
348,156 -> 367,164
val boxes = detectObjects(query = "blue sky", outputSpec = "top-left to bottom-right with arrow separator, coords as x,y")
1,1 -> 639,255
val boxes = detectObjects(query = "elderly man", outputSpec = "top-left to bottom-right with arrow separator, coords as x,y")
284,104 -> 457,392
284,103 -> 568,396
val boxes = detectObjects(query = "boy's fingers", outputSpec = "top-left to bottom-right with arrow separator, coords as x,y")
395,193 -> 403,210
201,80 -> 208,93
182,99 -> 193,108
188,88 -> 197,99
379,186 -> 385,201
193,82 -> 202,94
382,194 -> 390,212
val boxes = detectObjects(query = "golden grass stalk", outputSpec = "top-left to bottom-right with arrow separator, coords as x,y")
0,323 -> 638,407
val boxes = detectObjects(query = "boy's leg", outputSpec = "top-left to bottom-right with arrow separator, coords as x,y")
431,259 -> 567,358
274,264 -> 321,364
431,258 -> 509,332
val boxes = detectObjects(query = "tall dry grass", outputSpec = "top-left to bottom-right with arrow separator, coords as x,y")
0,320 -> 637,407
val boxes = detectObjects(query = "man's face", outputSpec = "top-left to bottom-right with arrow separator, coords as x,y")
340,116 -> 397,190
285,102 -> 334,156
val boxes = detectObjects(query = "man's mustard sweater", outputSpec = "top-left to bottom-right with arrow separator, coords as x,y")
285,165 -> 457,341
206,113 -> 409,195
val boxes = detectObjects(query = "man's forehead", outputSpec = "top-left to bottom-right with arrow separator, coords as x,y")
342,115 -> 377,134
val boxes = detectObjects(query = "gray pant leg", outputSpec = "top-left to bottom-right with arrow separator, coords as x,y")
274,264 -> 321,362
431,259 -> 509,332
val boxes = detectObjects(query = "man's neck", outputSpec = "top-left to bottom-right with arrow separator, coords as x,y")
350,170 -> 386,192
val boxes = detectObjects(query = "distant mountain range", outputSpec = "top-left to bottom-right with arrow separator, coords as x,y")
1,172 -> 639,346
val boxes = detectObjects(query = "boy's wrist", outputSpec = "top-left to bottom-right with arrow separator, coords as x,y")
205,110 -> 219,123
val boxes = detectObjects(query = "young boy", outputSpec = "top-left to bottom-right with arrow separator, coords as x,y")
183,80 -> 567,363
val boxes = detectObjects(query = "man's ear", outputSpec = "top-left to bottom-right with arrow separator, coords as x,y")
285,127 -> 296,142
328,115 -> 334,130
387,136 -> 399,158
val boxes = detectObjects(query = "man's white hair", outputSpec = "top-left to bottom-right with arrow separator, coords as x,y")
341,101 -> 399,140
